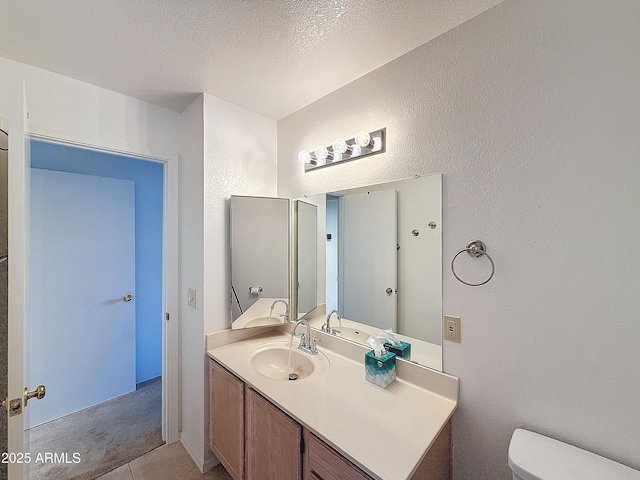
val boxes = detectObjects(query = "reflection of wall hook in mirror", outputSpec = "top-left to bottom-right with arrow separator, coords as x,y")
451,240 -> 495,286
412,229 -> 419,236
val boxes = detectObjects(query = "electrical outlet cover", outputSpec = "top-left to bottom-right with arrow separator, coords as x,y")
443,315 -> 461,343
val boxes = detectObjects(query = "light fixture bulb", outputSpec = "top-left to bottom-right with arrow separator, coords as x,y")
351,144 -> 362,157
316,155 -> 327,167
354,130 -> 371,148
333,151 -> 343,162
332,138 -> 348,154
372,136 -> 382,152
298,150 -> 312,164
314,145 -> 328,161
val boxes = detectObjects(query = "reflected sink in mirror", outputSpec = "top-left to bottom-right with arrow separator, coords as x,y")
243,316 -> 286,328
246,341 -> 330,381
336,326 -> 375,343
306,314 -> 376,344
231,297 -> 289,329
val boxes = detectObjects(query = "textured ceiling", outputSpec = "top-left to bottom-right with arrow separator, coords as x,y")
0,1 -> 504,119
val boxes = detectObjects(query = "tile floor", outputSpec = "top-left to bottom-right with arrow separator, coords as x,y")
96,442 -> 233,480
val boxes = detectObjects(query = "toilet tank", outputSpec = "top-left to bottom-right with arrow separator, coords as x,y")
508,429 -> 640,480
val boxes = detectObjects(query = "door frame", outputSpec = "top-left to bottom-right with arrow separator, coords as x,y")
7,105 -> 179,479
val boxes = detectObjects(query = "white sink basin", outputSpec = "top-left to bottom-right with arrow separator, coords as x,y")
246,341 -> 329,381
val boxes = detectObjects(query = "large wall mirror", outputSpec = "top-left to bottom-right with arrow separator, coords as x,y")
230,195 -> 290,329
294,175 -> 443,371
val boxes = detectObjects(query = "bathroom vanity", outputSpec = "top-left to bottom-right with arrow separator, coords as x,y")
206,326 -> 458,480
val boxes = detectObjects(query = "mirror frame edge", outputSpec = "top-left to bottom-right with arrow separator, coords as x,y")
289,199 -> 298,327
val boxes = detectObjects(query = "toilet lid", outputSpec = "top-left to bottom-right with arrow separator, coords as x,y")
508,429 -> 640,480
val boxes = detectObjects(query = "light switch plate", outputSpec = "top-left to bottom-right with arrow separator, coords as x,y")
188,288 -> 196,309
444,315 -> 461,343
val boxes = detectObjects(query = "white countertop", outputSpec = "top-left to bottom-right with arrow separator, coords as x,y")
206,327 -> 458,480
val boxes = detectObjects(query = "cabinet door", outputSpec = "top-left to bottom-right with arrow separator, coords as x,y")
246,387 -> 302,479
303,430 -> 372,480
209,359 -> 244,480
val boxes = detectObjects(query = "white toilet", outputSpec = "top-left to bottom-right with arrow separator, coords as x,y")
508,428 -> 640,480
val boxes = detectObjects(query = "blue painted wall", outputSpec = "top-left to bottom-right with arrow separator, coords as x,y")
31,140 -> 163,384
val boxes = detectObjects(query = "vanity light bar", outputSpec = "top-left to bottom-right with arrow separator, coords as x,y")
298,128 -> 386,172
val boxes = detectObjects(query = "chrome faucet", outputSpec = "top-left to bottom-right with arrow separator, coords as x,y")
322,309 -> 342,335
269,299 -> 289,323
290,319 -> 319,355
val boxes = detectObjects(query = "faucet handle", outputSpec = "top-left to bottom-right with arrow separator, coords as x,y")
309,336 -> 320,354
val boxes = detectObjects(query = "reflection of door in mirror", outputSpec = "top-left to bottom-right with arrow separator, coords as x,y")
296,201 -> 317,316
230,196 -> 290,329
340,189 -> 397,330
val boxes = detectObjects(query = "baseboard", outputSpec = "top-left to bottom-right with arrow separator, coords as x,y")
180,432 -> 220,473
136,372 -> 162,385
179,432 -> 219,473
179,433 -> 204,472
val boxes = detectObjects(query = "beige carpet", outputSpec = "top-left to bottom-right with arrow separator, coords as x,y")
26,377 -> 163,480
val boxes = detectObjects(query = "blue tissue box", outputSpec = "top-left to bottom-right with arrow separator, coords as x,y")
365,350 -> 396,388
384,341 -> 411,361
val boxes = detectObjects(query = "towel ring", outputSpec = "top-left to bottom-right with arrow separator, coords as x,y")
451,240 -> 495,286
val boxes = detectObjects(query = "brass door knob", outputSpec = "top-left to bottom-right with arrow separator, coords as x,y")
24,385 -> 46,407
123,294 -> 133,302
386,288 -> 393,295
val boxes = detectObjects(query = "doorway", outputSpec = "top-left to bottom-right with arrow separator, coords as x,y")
25,140 -> 165,478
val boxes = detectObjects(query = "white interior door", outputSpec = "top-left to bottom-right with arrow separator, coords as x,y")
339,189 -> 397,330
28,169 -> 136,427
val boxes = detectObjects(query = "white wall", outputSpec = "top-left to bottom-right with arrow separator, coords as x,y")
0,57 -> 179,158
203,93 -> 278,337
178,94 -> 205,466
178,93 -> 277,471
277,1 -> 640,478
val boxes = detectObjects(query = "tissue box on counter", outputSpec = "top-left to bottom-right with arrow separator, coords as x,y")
383,341 -> 411,361
364,350 -> 396,388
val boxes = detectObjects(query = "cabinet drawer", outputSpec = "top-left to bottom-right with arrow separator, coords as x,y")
304,430 -> 371,480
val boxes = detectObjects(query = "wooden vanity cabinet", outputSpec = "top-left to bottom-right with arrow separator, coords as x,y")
208,359 -> 244,480
246,387 -> 302,479
209,358 -> 451,480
